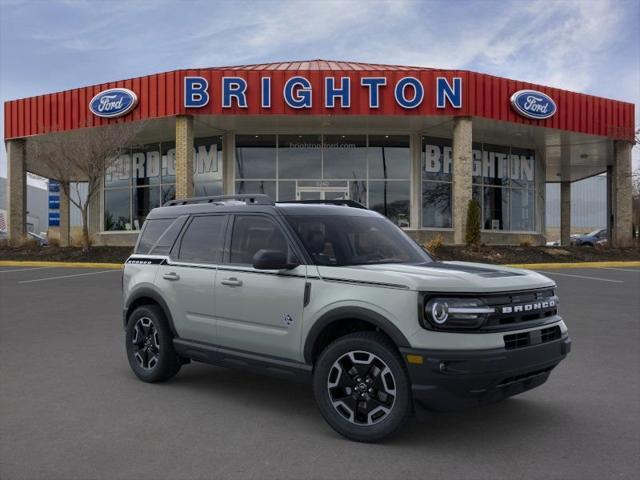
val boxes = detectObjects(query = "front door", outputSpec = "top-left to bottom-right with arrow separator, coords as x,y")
214,214 -> 307,361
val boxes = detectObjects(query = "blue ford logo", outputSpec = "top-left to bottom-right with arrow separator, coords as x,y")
89,88 -> 138,118
510,90 -> 556,120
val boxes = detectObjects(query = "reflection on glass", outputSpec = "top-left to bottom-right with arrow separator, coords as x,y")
484,186 -> 509,230
510,147 -> 535,188
278,134 -> 321,179
369,181 -> 410,227
422,181 -> 452,228
278,181 -> 296,201
194,136 -> 222,188
132,186 -> 160,230
510,188 -> 535,231
235,135 -> 276,179
422,137 -> 452,182
161,185 -> 176,205
194,181 -> 222,197
132,144 -> 161,187
106,153 -> 131,188
323,135 -> 366,179
368,135 -> 410,180
235,180 -> 276,200
482,144 -> 510,187
104,189 -> 131,231
161,142 -> 176,184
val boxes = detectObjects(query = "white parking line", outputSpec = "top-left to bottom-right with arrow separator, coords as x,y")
0,266 -> 57,274
18,270 -> 120,284
540,271 -> 624,283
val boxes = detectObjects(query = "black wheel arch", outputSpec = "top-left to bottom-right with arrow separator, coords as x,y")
303,306 -> 411,364
124,288 -> 178,338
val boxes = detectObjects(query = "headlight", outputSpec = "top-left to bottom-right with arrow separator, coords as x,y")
423,297 -> 495,329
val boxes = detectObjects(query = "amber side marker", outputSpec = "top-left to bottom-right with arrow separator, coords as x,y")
406,354 -> 424,365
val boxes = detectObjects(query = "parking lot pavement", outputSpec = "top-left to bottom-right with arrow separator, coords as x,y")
1,266 -> 639,480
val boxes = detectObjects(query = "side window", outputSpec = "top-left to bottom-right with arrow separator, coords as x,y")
136,218 -> 174,254
177,215 -> 227,264
229,215 -> 290,265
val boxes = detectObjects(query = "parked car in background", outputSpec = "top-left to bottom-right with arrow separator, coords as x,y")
27,231 -> 48,246
572,229 -> 607,247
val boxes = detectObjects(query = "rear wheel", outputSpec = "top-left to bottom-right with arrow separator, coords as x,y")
313,331 -> 411,442
125,305 -> 181,382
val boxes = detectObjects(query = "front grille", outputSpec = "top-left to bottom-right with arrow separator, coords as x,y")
482,288 -> 558,330
504,325 -> 561,350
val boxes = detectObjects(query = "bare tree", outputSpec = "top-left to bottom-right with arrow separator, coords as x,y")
27,121 -> 144,251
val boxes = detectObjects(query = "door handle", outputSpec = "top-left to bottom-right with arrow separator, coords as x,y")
162,272 -> 180,281
221,277 -> 243,287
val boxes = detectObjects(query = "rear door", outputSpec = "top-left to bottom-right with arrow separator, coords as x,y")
214,214 -> 307,361
157,214 -> 228,344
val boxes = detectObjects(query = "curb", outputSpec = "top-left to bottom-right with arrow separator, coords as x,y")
0,260 -> 123,269
1,260 -> 639,270
505,261 -> 640,270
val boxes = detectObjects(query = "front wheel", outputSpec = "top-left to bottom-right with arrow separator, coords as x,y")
125,304 -> 181,383
313,332 -> 411,442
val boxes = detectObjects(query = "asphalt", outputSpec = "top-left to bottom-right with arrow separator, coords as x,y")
0,265 -> 639,480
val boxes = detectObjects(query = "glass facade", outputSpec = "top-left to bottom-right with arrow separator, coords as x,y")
235,134 -> 411,227
422,137 -> 537,232
103,132 -> 537,235
104,136 -> 222,231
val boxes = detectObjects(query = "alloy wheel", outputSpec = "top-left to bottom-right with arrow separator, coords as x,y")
131,317 -> 160,370
327,350 -> 396,426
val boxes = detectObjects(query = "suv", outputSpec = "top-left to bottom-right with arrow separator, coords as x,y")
123,195 -> 571,442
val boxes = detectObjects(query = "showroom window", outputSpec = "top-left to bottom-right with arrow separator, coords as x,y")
104,136 -> 223,231
422,137 -> 536,232
234,134 -> 410,227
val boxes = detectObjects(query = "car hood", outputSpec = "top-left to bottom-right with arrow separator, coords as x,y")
316,261 -> 555,293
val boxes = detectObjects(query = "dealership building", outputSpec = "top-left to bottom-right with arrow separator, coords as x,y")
3,60 -> 635,246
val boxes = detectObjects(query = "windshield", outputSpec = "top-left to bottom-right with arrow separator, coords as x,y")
587,229 -> 603,237
285,214 -> 432,266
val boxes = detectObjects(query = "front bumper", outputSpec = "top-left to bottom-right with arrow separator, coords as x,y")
400,334 -> 571,412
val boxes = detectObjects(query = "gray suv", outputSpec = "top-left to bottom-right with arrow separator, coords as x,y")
123,195 -> 570,442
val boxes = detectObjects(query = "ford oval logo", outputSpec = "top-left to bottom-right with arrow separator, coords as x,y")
510,89 -> 556,120
89,88 -> 138,118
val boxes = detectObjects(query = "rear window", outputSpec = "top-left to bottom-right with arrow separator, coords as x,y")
135,217 -> 186,255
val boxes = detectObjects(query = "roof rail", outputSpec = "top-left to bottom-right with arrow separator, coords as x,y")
163,194 -> 275,207
277,199 -> 368,209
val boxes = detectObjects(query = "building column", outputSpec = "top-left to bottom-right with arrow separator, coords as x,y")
6,139 -> 27,244
59,182 -> 70,247
560,181 -> 571,246
452,117 -> 473,244
175,115 -> 194,199
222,133 -> 235,196
611,141 -> 633,247
409,134 -> 422,229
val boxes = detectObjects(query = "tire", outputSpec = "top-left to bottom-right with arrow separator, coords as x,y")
313,331 -> 411,442
125,304 -> 181,383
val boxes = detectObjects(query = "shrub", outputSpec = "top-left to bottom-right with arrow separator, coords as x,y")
520,240 -> 532,247
465,199 -> 481,246
425,234 -> 444,253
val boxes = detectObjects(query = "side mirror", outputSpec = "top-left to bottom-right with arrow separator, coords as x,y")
252,249 -> 298,270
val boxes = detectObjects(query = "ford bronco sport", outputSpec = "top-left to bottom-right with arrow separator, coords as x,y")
123,194 -> 570,442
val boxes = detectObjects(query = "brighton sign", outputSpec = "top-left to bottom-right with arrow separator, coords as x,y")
183,75 -> 463,110
89,88 -> 138,118
510,89 -> 557,120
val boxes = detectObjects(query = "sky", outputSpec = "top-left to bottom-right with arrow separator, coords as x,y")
1,0 -> 638,182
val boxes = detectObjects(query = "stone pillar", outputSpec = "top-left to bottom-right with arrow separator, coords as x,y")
560,181 -> 571,246
59,182 -> 70,247
611,141 -> 633,247
409,133 -> 422,229
6,139 -> 27,244
175,115 -> 194,199
452,117 -> 473,244
222,133 -> 235,196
